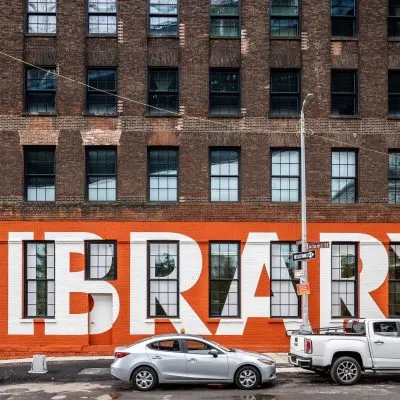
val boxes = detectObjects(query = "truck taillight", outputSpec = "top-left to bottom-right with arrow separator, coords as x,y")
304,338 -> 313,354
114,352 -> 130,359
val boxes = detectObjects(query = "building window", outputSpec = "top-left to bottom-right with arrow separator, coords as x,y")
389,151 -> 400,204
25,147 -> 56,202
148,69 -> 178,115
389,0 -> 400,37
331,0 -> 356,37
148,148 -> 178,202
26,67 -> 56,114
210,69 -> 240,116
271,0 -> 299,38
389,71 -> 400,117
87,69 -> 117,115
270,70 -> 300,116
210,0 -> 240,37
25,241 -> 55,318
148,242 -> 179,318
88,0 -> 117,35
86,147 -> 117,201
209,242 -> 240,317
85,241 -> 116,280
331,70 -> 357,116
210,148 -> 240,202
331,150 -> 357,204
270,243 -> 300,317
27,0 -> 56,34
271,149 -> 300,202
389,243 -> 400,317
331,243 -> 357,318
149,0 -> 178,36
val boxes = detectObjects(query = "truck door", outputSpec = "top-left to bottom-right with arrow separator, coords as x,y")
369,320 -> 400,368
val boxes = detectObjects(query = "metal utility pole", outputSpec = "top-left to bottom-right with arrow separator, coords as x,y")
299,93 -> 314,335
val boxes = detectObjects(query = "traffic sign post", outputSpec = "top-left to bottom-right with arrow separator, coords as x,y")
291,250 -> 316,262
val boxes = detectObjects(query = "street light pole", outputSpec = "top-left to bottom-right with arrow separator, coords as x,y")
299,93 -> 314,334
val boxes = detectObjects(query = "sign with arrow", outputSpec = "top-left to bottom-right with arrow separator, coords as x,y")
291,250 -> 316,261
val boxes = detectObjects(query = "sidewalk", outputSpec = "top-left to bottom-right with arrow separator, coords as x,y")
0,353 -> 299,384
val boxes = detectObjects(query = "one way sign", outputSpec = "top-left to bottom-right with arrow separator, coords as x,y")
291,250 -> 316,262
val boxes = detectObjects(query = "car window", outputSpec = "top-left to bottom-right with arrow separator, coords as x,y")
373,322 -> 399,337
185,340 -> 218,355
148,340 -> 181,352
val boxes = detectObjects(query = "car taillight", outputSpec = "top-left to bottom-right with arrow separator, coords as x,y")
304,338 -> 313,354
114,352 -> 130,359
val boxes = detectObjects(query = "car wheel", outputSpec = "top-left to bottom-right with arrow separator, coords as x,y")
235,366 -> 261,390
330,356 -> 361,385
131,366 -> 158,391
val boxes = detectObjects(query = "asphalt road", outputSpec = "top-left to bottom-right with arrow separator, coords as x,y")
2,372 -> 400,399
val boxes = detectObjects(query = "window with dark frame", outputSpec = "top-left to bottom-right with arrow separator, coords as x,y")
148,242 -> 179,318
210,148 -> 240,202
270,242 -> 300,318
87,69 -> 117,115
88,0 -> 117,35
271,0 -> 299,38
210,0 -> 240,37
271,149 -> 300,202
27,0 -> 56,34
389,151 -> 400,204
389,71 -> 400,117
148,148 -> 178,202
148,69 -> 179,115
86,147 -> 117,202
270,70 -> 300,116
331,150 -> 357,204
25,147 -> 56,202
26,67 -> 56,114
331,243 -> 357,318
331,70 -> 357,116
25,241 -> 55,318
389,243 -> 400,317
331,0 -> 356,37
85,241 -> 116,280
389,0 -> 400,38
210,69 -> 240,116
209,242 -> 240,318
149,0 -> 178,36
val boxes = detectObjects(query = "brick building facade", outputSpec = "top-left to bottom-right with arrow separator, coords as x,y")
0,0 -> 400,357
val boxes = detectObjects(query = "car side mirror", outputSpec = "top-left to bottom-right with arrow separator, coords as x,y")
209,349 -> 218,358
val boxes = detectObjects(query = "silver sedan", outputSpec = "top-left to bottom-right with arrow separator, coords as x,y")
111,334 -> 276,391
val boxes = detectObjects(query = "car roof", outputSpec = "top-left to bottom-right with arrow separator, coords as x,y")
145,334 -> 205,341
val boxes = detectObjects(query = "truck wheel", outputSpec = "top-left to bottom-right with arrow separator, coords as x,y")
330,357 -> 361,385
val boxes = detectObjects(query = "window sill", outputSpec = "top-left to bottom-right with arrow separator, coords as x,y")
269,317 -> 302,322
329,114 -> 361,119
86,35 -> 118,39
270,37 -> 300,41
24,33 -> 57,38
145,113 -> 180,118
22,112 -> 57,117
387,115 -> 400,119
331,37 -> 358,41
268,115 -> 300,119
82,112 -> 119,117
208,318 -> 243,322
209,36 -> 241,40
208,114 -> 243,118
389,38 -> 400,41
210,201 -> 241,204
145,319 -> 182,323
19,318 -> 56,322
85,201 -> 119,204
23,201 -> 56,204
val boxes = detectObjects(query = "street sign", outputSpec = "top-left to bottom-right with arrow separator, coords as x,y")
307,241 -> 330,250
292,250 -> 316,261
294,269 -> 304,280
296,282 -> 311,296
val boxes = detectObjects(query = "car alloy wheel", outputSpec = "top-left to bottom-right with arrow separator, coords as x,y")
235,366 -> 260,390
337,361 -> 358,382
132,367 -> 158,391
330,356 -> 361,385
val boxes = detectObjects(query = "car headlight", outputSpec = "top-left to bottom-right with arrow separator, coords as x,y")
258,358 -> 275,365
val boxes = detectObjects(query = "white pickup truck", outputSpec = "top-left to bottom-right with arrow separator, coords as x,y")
288,319 -> 400,385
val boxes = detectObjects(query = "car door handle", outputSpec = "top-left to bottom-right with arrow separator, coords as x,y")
374,340 -> 384,344
152,356 -> 162,360
188,358 -> 198,362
